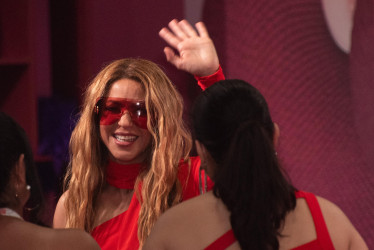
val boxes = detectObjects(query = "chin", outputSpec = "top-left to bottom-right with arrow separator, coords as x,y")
111,153 -> 141,164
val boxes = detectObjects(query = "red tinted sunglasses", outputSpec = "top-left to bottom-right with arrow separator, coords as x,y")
95,97 -> 148,129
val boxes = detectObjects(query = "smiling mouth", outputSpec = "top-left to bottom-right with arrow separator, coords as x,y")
114,134 -> 138,142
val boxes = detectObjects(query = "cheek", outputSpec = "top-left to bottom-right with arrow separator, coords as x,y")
99,125 -> 111,145
141,130 -> 153,147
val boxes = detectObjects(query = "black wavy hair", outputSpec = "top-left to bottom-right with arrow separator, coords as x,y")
192,79 -> 296,249
0,112 -> 44,224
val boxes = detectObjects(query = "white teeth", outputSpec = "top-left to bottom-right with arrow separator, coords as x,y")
114,135 -> 137,142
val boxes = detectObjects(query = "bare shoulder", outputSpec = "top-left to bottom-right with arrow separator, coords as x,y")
144,192 -> 215,250
316,196 -> 368,250
143,202 -> 187,250
47,228 -> 100,250
53,190 -> 69,228
0,217 -> 99,250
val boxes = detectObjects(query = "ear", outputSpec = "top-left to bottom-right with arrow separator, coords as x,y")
14,154 -> 27,185
273,123 -> 280,147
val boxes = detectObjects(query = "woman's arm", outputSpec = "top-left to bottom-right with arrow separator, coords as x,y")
49,228 -> 101,250
53,191 -> 69,228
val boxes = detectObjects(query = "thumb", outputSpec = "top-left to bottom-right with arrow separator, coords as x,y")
164,47 -> 182,69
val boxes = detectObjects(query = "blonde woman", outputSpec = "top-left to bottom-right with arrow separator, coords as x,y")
53,19 -> 224,249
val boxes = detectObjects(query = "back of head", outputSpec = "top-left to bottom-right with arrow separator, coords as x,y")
193,79 -> 275,166
192,80 -> 296,249
0,112 -> 43,223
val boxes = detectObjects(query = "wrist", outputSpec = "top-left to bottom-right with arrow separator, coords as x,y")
195,65 -> 225,90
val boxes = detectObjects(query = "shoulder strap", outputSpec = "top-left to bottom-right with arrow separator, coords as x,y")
205,229 -> 236,250
295,191 -> 335,250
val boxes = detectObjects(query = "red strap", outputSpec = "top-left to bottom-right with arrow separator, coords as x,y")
204,229 -> 236,250
295,191 -> 335,250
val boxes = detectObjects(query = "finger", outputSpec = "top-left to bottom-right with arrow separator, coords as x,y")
168,19 -> 189,39
163,47 -> 174,61
164,47 -> 182,68
195,22 -> 209,38
179,19 -> 198,37
159,28 -> 181,49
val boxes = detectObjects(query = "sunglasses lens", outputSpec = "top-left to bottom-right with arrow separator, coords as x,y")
96,98 -> 148,129
127,102 -> 147,129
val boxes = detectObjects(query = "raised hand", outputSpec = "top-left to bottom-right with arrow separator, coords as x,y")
159,19 -> 220,77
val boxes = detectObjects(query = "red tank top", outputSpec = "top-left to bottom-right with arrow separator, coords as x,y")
204,190 -> 335,250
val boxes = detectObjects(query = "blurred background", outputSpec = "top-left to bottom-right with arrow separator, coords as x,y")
0,0 -> 373,247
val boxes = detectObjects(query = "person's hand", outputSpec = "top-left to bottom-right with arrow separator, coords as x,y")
159,19 -> 219,77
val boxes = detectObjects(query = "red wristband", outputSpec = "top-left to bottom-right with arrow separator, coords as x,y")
194,65 -> 225,90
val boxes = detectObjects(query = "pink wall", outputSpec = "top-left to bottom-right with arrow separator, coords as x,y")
350,0 -> 374,176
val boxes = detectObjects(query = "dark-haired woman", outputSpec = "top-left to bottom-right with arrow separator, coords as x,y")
0,112 -> 100,250
143,80 -> 368,249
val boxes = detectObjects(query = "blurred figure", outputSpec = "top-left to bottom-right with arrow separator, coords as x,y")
143,80 -> 368,249
0,112 -> 100,250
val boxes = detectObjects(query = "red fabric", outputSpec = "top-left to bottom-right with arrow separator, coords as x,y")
178,156 -> 214,200
291,191 -> 335,250
204,229 -> 236,250
194,65 -> 225,90
91,191 -> 140,250
106,160 -> 141,189
91,156 -> 213,250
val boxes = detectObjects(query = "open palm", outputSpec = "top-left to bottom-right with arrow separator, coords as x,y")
159,19 -> 220,77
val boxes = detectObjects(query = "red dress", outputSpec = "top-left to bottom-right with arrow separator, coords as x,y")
204,191 -> 335,250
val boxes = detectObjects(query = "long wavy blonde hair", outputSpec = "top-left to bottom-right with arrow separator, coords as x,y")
63,58 -> 192,245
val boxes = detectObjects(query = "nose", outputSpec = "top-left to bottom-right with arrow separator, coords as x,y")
117,111 -> 134,127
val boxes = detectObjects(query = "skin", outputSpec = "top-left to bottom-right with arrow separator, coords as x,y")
143,125 -> 368,249
159,19 -> 219,76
